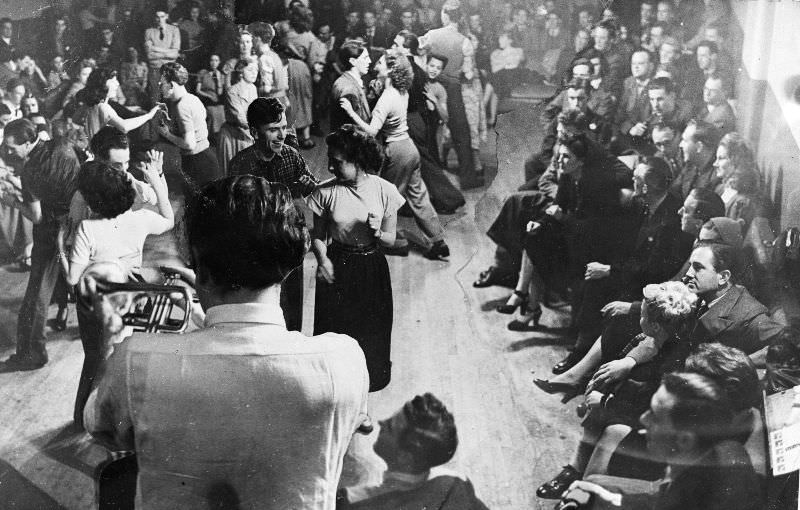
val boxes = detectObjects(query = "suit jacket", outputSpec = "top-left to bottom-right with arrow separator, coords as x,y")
670,153 -> 718,199
330,72 -> 371,132
594,440 -> 764,510
344,476 -> 489,510
692,284 -> 785,354
615,76 -> 651,136
612,192 -> 694,297
703,102 -> 737,135
601,46 -> 628,99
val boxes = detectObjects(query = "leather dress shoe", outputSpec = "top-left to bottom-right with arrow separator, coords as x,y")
424,240 -> 450,260
473,266 -> 516,288
4,353 -> 47,371
537,465 -> 582,500
552,354 -> 578,375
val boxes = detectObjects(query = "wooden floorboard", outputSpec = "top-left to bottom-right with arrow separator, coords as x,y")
0,104 -> 583,509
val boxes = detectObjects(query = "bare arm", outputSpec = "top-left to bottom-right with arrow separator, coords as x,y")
105,103 -> 159,134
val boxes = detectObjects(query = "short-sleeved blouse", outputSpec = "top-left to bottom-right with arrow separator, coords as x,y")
306,175 -> 405,247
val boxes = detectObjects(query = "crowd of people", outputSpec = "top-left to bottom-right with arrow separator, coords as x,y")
0,0 -> 798,508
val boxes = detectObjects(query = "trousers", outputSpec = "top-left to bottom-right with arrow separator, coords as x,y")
382,138 -> 444,243
439,75 -> 477,179
16,222 -> 60,363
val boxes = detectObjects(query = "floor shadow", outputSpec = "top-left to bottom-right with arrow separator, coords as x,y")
507,328 -> 574,352
0,458 -> 68,509
480,297 -> 510,312
35,424 -> 103,478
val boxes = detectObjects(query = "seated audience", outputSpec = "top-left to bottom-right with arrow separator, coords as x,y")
537,281 -> 698,499
339,393 -> 489,509
83,175 -> 370,508
562,157 -> 693,373
565,370 -> 763,509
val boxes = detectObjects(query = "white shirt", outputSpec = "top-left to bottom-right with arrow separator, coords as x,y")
69,208 -> 172,271
85,302 -> 369,510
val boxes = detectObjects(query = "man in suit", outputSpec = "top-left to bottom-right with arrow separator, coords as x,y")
362,10 -> 391,61
0,18 -> 15,56
565,371 -> 764,510
596,242 -> 785,389
671,119 -> 720,199
144,9 -> 181,102
615,49 -> 654,152
559,156 -> 692,373
592,20 -> 627,100
424,1 -> 481,189
701,74 -> 736,135
339,393 -> 489,510
641,77 -> 693,155
330,41 -> 371,133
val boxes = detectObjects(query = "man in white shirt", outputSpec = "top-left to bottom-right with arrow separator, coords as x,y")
83,175 -> 370,509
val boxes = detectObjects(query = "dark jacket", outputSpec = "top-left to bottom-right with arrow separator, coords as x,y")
612,192 -> 694,297
670,152 -> 718,199
343,476 -> 490,510
691,284 -> 785,354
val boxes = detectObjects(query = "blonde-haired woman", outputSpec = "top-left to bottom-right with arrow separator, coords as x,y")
536,281 -> 698,497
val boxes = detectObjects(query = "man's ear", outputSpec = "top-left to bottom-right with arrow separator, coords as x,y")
717,268 -> 731,287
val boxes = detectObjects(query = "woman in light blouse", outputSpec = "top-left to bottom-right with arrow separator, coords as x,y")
217,60 -> 258,175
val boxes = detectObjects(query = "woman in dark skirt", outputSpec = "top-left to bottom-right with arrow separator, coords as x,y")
307,125 -> 405,391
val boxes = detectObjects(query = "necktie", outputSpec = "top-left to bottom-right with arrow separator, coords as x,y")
696,301 -> 709,319
212,71 -> 220,95
159,27 -> 164,41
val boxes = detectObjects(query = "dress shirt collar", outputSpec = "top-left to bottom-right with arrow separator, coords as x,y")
383,470 -> 430,485
204,302 -> 286,328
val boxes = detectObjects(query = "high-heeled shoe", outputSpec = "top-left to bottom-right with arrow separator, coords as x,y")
507,305 -> 542,330
497,290 -> 528,314
533,378 -> 581,404
53,306 -> 68,332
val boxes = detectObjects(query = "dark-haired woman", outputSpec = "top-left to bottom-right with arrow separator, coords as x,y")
66,151 -> 174,429
340,50 -> 450,259
77,67 -> 160,141
308,125 -> 405,391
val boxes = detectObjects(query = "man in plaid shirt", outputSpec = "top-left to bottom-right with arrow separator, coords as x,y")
229,97 -> 320,331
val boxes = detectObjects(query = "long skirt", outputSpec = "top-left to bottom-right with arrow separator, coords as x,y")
407,111 -> 465,213
313,242 -> 393,392
217,123 -> 254,176
287,59 -> 313,129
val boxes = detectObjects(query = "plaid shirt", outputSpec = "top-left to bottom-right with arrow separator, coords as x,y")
228,142 -> 318,198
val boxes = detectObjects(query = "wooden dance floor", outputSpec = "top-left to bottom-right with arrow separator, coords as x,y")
0,105 -> 581,509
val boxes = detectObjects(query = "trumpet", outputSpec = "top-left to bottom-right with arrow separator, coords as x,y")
93,268 -> 196,333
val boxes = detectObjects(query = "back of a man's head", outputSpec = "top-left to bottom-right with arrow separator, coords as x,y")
661,372 -> 735,450
90,126 -> 129,162
185,175 -> 309,293
684,343 -> 760,414
400,393 -> 458,472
